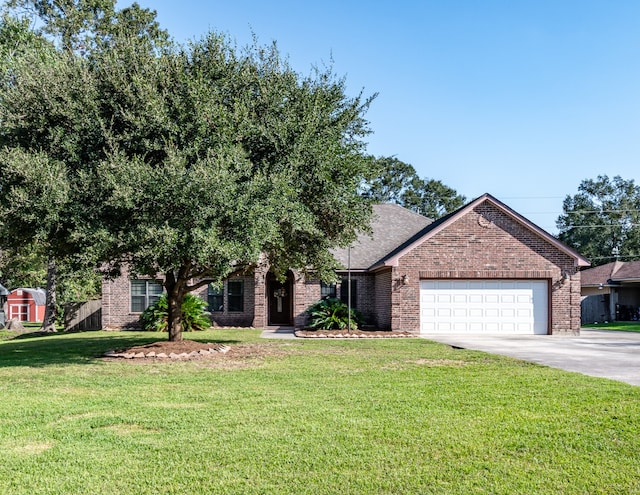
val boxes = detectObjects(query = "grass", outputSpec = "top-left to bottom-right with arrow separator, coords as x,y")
1,330 -> 639,494
583,321 -> 640,332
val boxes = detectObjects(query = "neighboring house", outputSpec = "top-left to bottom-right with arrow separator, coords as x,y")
102,194 -> 589,335
580,260 -> 640,324
6,288 -> 46,322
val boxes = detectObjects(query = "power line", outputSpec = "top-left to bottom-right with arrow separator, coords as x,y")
587,254 -> 640,261
559,224 -> 640,229
564,209 -> 640,214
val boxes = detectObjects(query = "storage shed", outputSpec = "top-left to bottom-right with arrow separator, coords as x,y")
7,288 -> 46,322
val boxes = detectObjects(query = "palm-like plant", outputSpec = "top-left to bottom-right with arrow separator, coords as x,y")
140,293 -> 211,332
307,297 -> 362,331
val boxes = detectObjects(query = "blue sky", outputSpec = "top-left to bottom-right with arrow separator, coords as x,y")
124,0 -> 640,233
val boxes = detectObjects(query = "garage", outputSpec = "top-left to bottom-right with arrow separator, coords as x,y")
420,280 -> 548,335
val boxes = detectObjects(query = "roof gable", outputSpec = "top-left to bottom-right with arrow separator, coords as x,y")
375,194 -> 590,269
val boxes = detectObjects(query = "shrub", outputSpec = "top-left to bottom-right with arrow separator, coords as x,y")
307,297 -> 362,331
140,293 -> 211,332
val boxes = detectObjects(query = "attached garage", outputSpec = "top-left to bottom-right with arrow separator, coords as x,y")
420,280 -> 548,335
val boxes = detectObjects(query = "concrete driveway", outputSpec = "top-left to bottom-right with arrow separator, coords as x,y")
423,329 -> 640,386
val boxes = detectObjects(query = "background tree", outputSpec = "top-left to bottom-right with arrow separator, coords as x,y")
366,156 -> 465,219
556,175 -> 640,266
0,245 -> 47,289
4,0 -> 167,53
0,1 -> 164,330
0,149 -> 70,331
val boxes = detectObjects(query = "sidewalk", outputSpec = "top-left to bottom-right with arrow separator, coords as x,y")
260,326 -> 297,339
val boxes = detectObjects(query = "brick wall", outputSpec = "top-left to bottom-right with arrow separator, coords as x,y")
205,274 -> 256,328
294,274 -> 322,328
102,265 -> 151,329
374,269 -> 392,329
391,203 -> 580,335
102,266 -> 257,330
336,272 -> 377,326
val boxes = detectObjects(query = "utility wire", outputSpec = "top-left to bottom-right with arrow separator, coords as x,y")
559,224 -> 640,229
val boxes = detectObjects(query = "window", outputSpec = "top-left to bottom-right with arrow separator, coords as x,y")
208,284 -> 224,312
340,278 -> 357,309
227,280 -> 244,312
321,282 -> 337,299
131,280 -> 163,313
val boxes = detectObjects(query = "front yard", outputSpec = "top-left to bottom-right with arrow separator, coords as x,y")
0,329 -> 639,494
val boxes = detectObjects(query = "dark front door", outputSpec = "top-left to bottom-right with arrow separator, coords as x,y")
268,273 -> 293,326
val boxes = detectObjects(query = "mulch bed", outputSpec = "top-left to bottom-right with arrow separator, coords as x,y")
295,329 -> 415,338
103,340 -> 230,360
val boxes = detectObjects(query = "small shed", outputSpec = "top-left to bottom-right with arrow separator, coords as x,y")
7,288 -> 46,322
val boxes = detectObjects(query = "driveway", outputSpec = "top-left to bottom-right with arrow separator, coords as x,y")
422,329 -> 640,386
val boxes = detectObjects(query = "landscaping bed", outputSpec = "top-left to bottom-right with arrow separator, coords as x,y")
295,329 -> 415,338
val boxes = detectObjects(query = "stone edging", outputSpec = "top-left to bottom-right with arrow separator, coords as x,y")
294,331 -> 414,339
103,345 -> 230,359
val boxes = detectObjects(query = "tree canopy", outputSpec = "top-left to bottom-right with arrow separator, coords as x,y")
556,175 -> 640,266
0,1 -> 376,340
365,156 -> 465,219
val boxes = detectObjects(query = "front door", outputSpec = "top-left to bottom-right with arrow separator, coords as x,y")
267,273 -> 293,326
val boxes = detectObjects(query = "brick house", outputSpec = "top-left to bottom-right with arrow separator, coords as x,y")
101,194 -> 589,335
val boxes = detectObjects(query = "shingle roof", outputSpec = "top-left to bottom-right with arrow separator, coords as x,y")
581,260 -> 640,286
331,203 -> 433,270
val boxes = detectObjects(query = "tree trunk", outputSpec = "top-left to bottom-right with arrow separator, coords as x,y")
41,256 -> 57,333
167,291 -> 183,342
165,270 -> 186,342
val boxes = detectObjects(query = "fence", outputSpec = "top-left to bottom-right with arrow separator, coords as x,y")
64,299 -> 102,331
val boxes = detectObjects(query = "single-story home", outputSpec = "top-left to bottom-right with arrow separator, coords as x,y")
580,260 -> 640,324
6,287 -> 46,322
101,194 -> 589,335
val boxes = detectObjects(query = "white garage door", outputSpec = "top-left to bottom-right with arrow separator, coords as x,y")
420,280 -> 548,335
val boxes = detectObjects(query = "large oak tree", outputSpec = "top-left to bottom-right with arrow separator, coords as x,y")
0,2 -> 375,340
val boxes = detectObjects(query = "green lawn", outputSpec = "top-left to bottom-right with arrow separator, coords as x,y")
583,321 -> 640,332
1,330 -> 639,494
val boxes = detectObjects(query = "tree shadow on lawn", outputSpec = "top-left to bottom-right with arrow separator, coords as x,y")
0,331 -> 242,368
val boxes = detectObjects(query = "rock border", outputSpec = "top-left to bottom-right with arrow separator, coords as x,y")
103,344 -> 230,359
294,330 -> 414,339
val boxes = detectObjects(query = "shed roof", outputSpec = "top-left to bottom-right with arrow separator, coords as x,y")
12,288 -> 47,306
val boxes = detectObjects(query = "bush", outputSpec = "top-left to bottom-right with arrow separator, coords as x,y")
307,297 -> 362,331
140,293 -> 211,332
